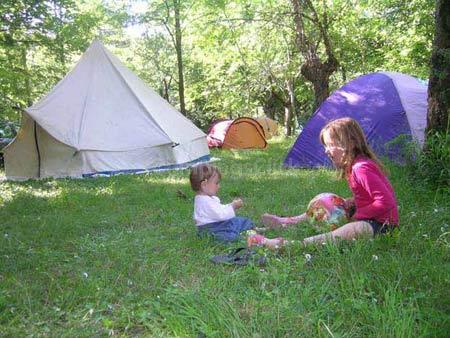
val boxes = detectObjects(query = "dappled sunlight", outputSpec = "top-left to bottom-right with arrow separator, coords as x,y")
338,91 -> 363,104
267,135 -> 290,144
231,150 -> 243,160
92,186 -> 114,196
143,175 -> 189,186
0,183 -> 62,205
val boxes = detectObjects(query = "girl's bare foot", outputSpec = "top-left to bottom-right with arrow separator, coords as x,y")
261,213 -> 284,229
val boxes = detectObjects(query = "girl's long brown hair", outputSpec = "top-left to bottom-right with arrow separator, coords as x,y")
319,118 -> 386,179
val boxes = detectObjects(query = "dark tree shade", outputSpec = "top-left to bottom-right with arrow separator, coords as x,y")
427,0 -> 450,134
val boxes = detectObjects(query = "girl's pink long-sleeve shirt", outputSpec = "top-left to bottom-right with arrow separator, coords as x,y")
348,156 -> 399,226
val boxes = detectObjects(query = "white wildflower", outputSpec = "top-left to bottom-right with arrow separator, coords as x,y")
434,208 -> 439,213
4,233 -> 8,238
372,255 -> 379,261
83,272 -> 88,278
304,253 -> 312,262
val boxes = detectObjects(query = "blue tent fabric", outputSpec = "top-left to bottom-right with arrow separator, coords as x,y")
83,154 -> 210,178
284,72 -> 427,168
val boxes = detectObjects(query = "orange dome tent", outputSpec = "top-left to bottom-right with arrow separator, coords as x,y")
256,117 -> 279,139
207,117 -> 267,149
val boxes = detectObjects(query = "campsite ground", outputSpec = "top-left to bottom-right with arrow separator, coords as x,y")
0,138 -> 449,336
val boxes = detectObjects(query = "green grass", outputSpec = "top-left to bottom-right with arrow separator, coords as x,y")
1,138 -> 449,337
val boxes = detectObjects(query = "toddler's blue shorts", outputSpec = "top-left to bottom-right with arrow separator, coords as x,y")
197,216 -> 254,242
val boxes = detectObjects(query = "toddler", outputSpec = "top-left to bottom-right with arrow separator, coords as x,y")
190,163 -> 272,243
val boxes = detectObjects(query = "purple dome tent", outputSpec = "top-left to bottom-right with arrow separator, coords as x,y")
284,72 -> 427,168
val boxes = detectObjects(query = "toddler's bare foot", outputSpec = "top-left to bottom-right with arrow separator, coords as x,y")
247,234 -> 266,247
263,237 -> 286,249
247,234 -> 286,250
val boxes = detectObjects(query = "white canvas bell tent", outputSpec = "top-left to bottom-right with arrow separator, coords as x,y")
3,40 -> 209,180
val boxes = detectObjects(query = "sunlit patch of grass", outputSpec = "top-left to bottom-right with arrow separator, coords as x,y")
143,175 -> 189,186
0,182 -> 63,206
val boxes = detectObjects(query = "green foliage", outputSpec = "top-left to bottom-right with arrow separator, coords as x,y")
0,0 -> 436,132
409,131 -> 450,191
0,0 -> 130,123
0,119 -> 19,138
330,0 -> 434,81
0,139 -> 449,336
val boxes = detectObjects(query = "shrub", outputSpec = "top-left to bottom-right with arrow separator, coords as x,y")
409,131 -> 449,190
0,119 -> 19,138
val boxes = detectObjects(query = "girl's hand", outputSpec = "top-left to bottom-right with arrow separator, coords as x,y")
344,197 -> 355,210
232,198 -> 243,210
344,197 -> 356,218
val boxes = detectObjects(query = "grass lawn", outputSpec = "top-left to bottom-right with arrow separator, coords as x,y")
1,138 -> 449,337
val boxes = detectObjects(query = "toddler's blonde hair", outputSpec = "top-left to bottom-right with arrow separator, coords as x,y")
189,164 -> 221,192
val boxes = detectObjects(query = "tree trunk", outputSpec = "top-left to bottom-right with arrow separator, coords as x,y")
162,78 -> 170,101
54,1 -> 66,70
426,0 -> 450,135
285,78 -> 296,136
301,58 -> 337,112
310,73 -> 331,112
290,0 -> 338,112
262,90 -> 277,119
284,106 -> 292,136
173,0 -> 186,115
21,46 -> 33,107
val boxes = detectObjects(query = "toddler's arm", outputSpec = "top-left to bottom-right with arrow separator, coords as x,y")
194,195 -> 236,224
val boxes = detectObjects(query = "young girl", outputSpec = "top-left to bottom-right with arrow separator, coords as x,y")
249,117 -> 399,247
190,163 -> 275,243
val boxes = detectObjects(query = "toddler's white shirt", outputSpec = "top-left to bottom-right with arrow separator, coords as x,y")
193,195 -> 235,226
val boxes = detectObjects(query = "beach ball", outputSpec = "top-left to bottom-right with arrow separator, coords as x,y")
306,193 -> 349,229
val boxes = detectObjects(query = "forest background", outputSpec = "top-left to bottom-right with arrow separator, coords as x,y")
0,0 -> 436,137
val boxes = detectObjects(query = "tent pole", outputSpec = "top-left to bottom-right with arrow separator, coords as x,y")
34,121 -> 41,178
